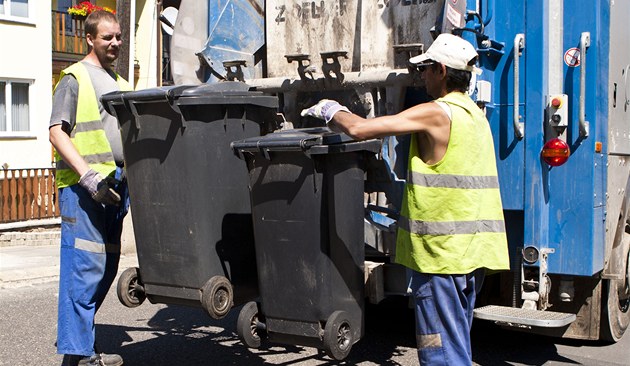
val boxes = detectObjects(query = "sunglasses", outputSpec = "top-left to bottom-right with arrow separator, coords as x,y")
415,62 -> 435,73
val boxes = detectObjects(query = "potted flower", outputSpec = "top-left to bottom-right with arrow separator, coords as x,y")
68,1 -> 116,20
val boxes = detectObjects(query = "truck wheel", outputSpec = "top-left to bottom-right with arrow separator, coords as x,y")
237,301 -> 265,348
601,221 -> 630,342
117,267 -> 146,308
323,311 -> 353,361
201,276 -> 233,319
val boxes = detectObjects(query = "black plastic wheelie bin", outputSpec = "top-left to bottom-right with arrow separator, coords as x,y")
101,81 -> 279,319
231,128 -> 381,360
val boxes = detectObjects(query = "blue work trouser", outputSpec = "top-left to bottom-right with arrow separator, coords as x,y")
410,269 -> 484,366
56,169 -> 129,356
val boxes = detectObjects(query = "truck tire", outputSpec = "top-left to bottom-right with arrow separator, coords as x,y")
117,267 -> 146,308
323,311 -> 353,361
601,220 -> 630,342
201,276 -> 233,319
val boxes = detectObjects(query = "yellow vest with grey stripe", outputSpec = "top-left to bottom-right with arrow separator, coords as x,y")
395,92 -> 509,274
54,62 -> 131,188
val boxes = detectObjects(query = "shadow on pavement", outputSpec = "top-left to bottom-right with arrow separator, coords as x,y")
471,321 -> 580,366
94,296 -> 416,365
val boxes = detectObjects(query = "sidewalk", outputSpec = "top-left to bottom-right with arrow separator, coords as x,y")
0,244 -> 138,289
0,216 -> 138,289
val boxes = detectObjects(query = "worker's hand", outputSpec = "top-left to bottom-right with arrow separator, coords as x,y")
79,169 -> 121,206
300,99 -> 350,123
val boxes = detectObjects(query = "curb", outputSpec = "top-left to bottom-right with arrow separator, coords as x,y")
0,253 -> 139,289
0,230 -> 61,248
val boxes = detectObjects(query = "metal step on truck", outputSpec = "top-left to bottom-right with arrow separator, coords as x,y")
153,0 -> 629,358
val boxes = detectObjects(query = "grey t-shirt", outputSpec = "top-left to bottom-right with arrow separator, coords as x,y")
50,61 -> 124,164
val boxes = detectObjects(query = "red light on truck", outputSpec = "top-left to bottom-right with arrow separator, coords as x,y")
551,96 -> 563,108
541,138 -> 570,166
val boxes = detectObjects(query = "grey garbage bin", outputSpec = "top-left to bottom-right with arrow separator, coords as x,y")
101,81 -> 279,319
231,127 -> 381,360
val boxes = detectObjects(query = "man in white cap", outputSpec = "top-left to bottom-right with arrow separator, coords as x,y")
302,33 -> 510,365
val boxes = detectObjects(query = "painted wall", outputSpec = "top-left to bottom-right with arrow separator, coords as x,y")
0,3 -> 54,169
135,0 -> 159,89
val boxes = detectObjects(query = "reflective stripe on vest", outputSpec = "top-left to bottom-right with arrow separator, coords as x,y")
54,62 -> 131,188
395,92 -> 510,274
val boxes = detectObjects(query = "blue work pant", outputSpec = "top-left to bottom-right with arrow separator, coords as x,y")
56,171 -> 129,356
410,269 -> 484,365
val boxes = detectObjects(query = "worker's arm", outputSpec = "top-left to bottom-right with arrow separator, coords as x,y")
49,124 -> 121,205
49,124 -> 90,177
301,99 -> 449,141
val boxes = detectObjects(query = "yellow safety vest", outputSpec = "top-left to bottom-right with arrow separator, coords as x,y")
53,62 -> 131,188
395,92 -> 510,274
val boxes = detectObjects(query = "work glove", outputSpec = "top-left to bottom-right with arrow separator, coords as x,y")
300,99 -> 350,123
79,169 -> 121,206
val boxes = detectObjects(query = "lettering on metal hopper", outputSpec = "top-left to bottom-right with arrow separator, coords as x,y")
401,0 -> 437,5
274,0 -> 348,23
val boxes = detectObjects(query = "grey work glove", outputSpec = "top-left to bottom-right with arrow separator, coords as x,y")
300,99 -> 350,123
78,169 -> 121,206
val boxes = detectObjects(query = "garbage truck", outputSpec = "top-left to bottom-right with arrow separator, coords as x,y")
158,0 -> 629,356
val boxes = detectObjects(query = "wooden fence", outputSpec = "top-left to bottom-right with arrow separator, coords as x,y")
52,10 -> 87,56
0,169 -> 58,224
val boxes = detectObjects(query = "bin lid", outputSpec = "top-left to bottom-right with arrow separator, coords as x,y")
176,81 -> 278,108
119,85 -> 196,104
101,90 -> 126,116
231,127 -> 381,155
101,85 -> 197,123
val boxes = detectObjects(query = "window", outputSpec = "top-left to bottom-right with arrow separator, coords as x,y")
0,79 -> 31,135
0,0 -> 31,20
57,0 -> 74,34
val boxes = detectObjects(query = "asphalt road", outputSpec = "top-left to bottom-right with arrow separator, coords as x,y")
0,280 -> 628,366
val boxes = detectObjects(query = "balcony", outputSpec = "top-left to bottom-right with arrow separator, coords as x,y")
52,10 -> 87,60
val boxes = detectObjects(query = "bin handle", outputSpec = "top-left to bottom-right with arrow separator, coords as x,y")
126,100 -> 143,130
578,32 -> 590,138
103,100 -> 120,122
513,33 -> 525,140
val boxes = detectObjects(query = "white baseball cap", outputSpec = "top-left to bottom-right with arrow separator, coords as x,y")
409,33 -> 482,75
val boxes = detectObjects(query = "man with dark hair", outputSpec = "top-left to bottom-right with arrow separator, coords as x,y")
49,9 -> 131,366
302,33 -> 510,365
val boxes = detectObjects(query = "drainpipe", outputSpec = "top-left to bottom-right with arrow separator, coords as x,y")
156,0 -> 163,86
128,0 -> 136,87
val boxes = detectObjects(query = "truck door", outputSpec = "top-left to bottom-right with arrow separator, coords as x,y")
474,0 -> 526,212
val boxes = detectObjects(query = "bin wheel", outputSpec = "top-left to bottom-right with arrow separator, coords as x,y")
237,301 -> 266,348
117,267 -> 146,308
201,276 -> 233,319
323,311 -> 353,361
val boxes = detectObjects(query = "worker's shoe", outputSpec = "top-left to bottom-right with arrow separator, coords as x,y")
77,353 -> 123,366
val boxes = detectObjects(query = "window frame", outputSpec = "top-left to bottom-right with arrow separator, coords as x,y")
0,78 -> 34,138
57,0 -> 77,36
0,0 -> 35,24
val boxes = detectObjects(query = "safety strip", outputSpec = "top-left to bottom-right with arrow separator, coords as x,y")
407,171 -> 500,189
75,238 -> 120,254
416,333 -> 442,349
56,152 -> 115,170
399,217 -> 505,236
70,120 -> 104,135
